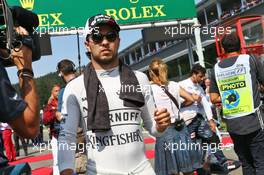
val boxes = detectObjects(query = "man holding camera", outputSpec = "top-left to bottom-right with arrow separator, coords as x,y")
0,26 -> 39,139
0,1 -> 40,138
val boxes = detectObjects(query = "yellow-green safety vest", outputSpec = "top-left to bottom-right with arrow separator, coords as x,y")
215,54 -> 254,119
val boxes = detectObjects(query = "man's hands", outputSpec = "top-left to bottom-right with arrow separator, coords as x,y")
56,111 -> 63,121
192,93 -> 202,103
210,93 -> 222,104
259,85 -> 264,93
11,26 -> 32,70
208,119 -> 217,132
7,26 -> 39,139
154,108 -> 171,132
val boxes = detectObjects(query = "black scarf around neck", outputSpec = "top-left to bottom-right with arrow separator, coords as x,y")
83,61 -> 145,132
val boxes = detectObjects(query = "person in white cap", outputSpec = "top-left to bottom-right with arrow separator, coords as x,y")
58,14 -> 171,175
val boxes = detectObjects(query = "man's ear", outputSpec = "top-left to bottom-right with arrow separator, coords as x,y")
84,41 -> 91,53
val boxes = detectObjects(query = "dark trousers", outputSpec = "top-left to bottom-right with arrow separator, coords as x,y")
188,115 -> 227,164
0,133 -> 4,153
0,132 -> 8,166
207,132 -> 227,164
13,134 -> 28,156
32,125 -> 43,144
230,129 -> 264,175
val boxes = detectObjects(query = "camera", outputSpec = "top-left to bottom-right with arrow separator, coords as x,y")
174,119 -> 185,131
0,0 -> 40,67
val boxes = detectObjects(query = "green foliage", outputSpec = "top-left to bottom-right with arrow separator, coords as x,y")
36,72 -> 64,108
13,72 -> 64,108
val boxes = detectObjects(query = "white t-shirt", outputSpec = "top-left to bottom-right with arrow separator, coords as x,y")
58,67 -> 160,175
151,81 -> 181,123
179,78 -> 213,124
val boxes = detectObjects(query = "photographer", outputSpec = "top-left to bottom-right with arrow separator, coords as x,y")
0,26 -> 39,139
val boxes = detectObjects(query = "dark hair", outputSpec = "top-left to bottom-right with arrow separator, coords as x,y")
57,59 -> 76,75
221,32 -> 241,53
190,64 -> 206,75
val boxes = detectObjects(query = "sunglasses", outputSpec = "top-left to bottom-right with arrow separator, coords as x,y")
90,32 -> 118,43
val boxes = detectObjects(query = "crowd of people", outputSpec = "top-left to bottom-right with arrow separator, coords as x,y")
41,14 -> 263,175
1,13 -> 259,175
1,7 -> 264,175
220,0 -> 262,20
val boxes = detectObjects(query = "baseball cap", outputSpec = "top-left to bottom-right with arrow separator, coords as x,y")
84,14 -> 120,38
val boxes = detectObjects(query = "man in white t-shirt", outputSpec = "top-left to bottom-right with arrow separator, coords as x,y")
180,64 -> 240,174
58,14 -> 171,175
179,64 -> 215,128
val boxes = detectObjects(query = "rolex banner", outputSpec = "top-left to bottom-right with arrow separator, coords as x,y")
7,0 -> 196,33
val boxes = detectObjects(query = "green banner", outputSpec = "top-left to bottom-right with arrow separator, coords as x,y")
7,0 -> 196,30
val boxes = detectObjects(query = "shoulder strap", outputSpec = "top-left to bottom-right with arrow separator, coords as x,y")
152,83 -> 181,120
163,86 -> 181,120
152,83 -> 180,109
162,86 -> 180,109
157,85 -> 181,121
